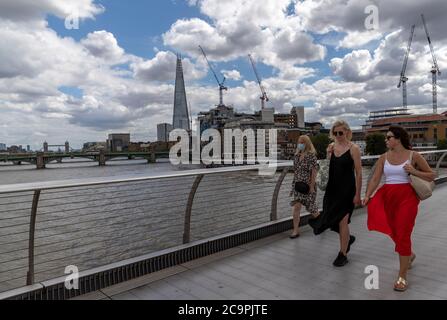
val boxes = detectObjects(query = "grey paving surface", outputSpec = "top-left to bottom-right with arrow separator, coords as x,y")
77,183 -> 447,300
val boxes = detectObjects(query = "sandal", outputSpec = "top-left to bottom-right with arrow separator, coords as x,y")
289,233 -> 300,239
394,277 -> 408,292
408,254 -> 416,269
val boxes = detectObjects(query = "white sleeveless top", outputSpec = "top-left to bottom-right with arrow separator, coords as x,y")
384,154 -> 411,184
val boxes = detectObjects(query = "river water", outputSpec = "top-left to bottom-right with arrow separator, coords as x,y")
0,158 -> 185,185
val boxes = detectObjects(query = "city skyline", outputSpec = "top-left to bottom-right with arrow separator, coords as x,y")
1,0 -> 447,150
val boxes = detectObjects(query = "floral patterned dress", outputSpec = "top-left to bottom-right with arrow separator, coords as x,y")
290,152 -> 319,214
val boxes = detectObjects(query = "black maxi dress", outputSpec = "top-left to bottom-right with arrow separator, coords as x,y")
309,147 -> 356,235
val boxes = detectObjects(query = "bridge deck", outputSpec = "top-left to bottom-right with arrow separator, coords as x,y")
75,183 -> 447,300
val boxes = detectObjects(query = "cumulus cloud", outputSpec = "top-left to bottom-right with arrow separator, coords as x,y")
299,0 -> 447,48
81,31 -> 126,64
330,50 -> 374,82
163,18 -> 230,60
222,69 -> 241,81
163,0 -> 325,71
0,0 -> 104,23
132,51 -> 206,82
338,30 -> 383,49
273,28 -> 327,64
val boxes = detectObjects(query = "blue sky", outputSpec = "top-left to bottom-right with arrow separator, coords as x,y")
48,0 -> 199,58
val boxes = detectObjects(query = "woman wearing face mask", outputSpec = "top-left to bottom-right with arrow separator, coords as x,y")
289,135 -> 320,238
309,120 -> 362,267
363,125 -> 436,291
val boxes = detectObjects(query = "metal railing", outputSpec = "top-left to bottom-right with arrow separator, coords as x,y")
1,150 -> 447,295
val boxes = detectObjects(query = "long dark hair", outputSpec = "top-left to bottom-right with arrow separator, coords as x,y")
388,125 -> 412,150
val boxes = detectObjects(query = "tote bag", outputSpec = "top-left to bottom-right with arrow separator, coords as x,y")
409,152 -> 435,201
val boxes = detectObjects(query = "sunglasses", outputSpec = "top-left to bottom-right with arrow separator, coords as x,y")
386,135 -> 395,140
333,131 -> 344,136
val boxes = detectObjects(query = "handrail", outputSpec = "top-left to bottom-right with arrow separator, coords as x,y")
0,163 -> 291,195
1,150 -> 446,195
1,150 -> 446,292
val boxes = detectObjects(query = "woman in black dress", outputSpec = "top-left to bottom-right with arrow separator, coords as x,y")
309,120 -> 362,267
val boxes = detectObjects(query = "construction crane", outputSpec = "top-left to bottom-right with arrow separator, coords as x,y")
397,24 -> 415,110
248,54 -> 269,110
421,14 -> 441,114
198,45 -> 227,107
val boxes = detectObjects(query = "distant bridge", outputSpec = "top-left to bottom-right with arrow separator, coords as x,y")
0,151 -> 170,169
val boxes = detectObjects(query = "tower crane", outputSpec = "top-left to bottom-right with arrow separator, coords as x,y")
198,45 -> 227,107
397,24 -> 415,110
248,54 -> 269,109
421,14 -> 441,114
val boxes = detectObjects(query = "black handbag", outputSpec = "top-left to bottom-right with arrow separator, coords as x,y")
294,181 -> 310,194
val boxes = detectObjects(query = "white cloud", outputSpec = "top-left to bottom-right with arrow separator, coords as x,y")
163,0 -> 325,71
298,0 -> 447,48
0,0 -> 104,23
272,27 -> 327,64
163,18 -> 229,60
222,69 -> 241,81
338,30 -> 383,49
132,51 -> 206,82
330,50 -> 374,82
81,31 -> 126,64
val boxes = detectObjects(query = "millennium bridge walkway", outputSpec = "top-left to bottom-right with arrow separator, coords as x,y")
1,151 -> 447,300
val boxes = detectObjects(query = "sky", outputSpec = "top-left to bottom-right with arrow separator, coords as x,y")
1,0 -> 447,150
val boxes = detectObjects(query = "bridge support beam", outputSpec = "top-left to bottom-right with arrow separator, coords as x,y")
36,152 -> 46,169
99,150 -> 106,166
147,152 -> 156,163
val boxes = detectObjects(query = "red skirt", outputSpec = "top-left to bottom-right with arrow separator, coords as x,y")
367,183 -> 420,256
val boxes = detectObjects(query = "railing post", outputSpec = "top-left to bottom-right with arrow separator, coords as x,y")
271,167 -> 290,221
183,174 -> 204,244
27,190 -> 41,286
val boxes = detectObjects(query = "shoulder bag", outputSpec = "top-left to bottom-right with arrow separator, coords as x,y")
409,151 -> 435,201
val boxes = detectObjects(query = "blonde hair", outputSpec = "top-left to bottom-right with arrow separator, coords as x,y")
296,135 -> 316,155
330,120 -> 353,141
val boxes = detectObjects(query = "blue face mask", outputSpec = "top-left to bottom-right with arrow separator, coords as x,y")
298,143 -> 305,151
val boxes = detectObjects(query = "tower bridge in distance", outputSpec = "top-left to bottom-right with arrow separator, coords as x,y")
42,141 -> 72,153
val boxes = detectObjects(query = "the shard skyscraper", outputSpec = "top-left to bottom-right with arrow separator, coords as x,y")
172,54 -> 190,131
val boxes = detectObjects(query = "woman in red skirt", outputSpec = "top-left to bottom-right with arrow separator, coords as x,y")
363,125 -> 436,291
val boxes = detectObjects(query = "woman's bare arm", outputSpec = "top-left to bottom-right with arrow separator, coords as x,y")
405,152 -> 437,182
365,154 -> 385,198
